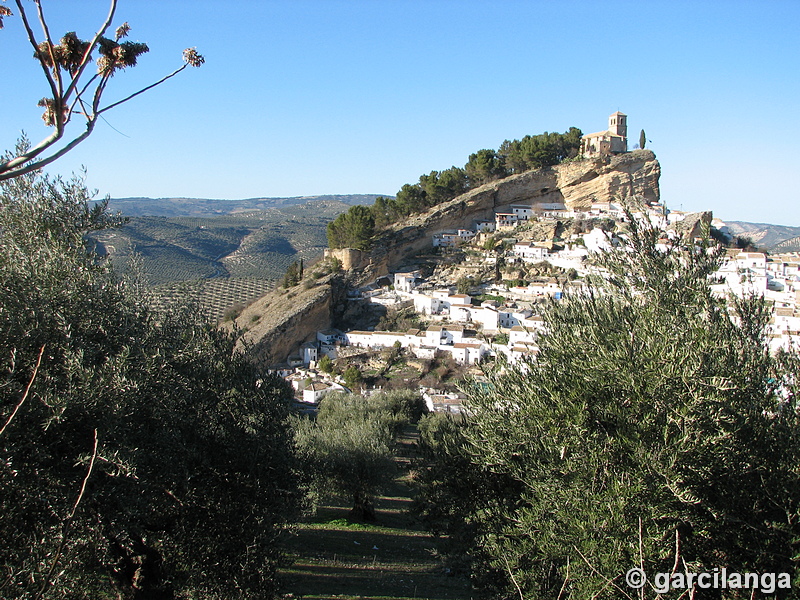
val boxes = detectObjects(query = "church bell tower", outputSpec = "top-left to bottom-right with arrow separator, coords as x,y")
609,111 -> 627,139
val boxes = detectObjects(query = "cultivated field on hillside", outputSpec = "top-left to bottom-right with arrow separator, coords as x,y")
89,198 -> 358,318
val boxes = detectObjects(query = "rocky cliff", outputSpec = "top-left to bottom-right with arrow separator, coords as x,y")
327,149 -> 660,281
226,272 -> 349,367
236,150 -> 660,366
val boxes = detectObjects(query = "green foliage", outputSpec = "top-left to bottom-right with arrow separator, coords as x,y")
326,204 -> 375,250
294,390 -> 424,520
640,128 -> 647,149
343,364 -> 364,389
465,148 -> 507,186
318,354 -> 334,374
327,127 -> 582,249
416,216 -> 800,598
498,127 -> 583,173
328,256 -> 342,273
223,301 -> 246,321
282,260 -> 302,287
492,332 -> 509,345
0,167 -> 301,598
375,305 -> 429,332
456,276 -> 472,295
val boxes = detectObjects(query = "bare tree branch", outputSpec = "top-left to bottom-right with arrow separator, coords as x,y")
99,62 -> 188,114
502,554 -> 525,600
33,428 -> 99,600
0,345 -> 45,438
33,0 -> 63,100
0,0 -> 201,181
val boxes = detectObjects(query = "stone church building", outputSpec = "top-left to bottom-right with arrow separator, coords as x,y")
581,111 -> 628,157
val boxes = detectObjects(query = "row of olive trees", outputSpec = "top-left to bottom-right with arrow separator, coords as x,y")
294,390 -> 425,521
414,216 -> 800,599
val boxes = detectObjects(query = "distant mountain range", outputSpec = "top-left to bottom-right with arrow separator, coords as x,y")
104,194 -> 383,217
723,221 -> 800,252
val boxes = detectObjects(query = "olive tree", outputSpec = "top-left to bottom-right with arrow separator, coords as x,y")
0,163 -> 301,599
417,216 -> 800,598
294,390 -> 424,520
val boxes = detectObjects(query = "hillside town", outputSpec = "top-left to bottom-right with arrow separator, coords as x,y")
269,193 -> 800,410
257,112 -> 800,412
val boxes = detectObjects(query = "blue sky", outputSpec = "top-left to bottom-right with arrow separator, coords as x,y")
2,0 -> 799,225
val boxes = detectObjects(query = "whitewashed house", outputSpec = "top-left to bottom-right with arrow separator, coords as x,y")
303,382 -> 331,404
300,341 -> 319,365
513,242 -> 550,262
534,202 -> 570,218
412,292 -> 442,315
511,205 -> 533,221
450,341 -> 487,365
432,232 -> 459,247
317,329 -> 343,345
394,271 -> 420,293
583,227 -> 614,253
475,219 -> 496,233
345,330 -> 375,347
509,326 -> 537,346
495,213 -> 518,230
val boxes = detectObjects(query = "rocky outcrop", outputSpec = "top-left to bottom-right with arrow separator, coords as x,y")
233,150 -> 661,366
672,211 -> 712,240
226,273 -> 349,367
345,150 -> 661,280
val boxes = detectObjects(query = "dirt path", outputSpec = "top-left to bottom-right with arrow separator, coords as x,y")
278,427 -> 472,600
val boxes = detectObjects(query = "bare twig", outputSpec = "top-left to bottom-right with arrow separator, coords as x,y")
671,529 -> 681,576
99,63 -> 188,114
68,428 -> 99,519
574,546 -> 636,600
556,555 -> 570,600
33,0 -> 63,100
502,554 -> 525,600
33,428 -> 99,600
0,345 -> 45,438
1,0 -> 201,181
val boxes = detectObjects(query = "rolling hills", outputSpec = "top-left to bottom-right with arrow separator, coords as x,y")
89,195 -> 385,320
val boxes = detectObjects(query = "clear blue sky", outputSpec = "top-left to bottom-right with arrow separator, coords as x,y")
2,0 -> 799,225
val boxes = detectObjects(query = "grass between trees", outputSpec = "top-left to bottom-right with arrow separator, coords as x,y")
280,424 -> 472,600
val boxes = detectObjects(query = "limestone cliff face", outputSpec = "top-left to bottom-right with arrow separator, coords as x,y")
334,149 -> 660,280
226,273 -> 349,367
236,150 -> 660,366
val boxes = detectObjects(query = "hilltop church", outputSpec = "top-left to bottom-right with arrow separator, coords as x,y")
581,111 -> 627,157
